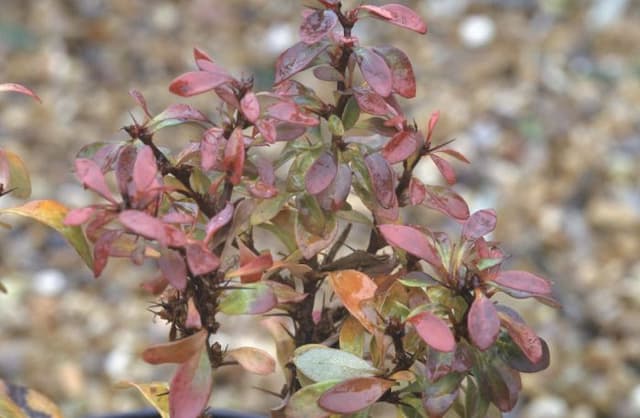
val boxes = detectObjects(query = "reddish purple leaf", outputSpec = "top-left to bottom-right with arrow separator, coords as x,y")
498,308 -> 542,363
274,122 -> 308,141
423,390 -> 459,418
382,130 -> 420,164
133,145 -> 158,192
305,151 -> 337,195
493,270 -> 553,297
373,46 -> 416,98
204,201 -> 234,243
93,230 -> 119,277
423,185 -> 470,220
468,291 -> 500,351
431,154 -> 456,185
185,297 -> 202,329
267,101 -> 319,126
352,87 -> 392,116
378,224 -> 441,268
75,158 -> 117,203
142,330 -> 208,365
463,209 -> 497,240
361,4 -> 427,34
438,148 -> 470,163
274,41 -> 329,84
354,47 -> 392,97
186,242 -> 220,275
240,91 -> 260,123
408,311 -> 456,352
255,118 -> 277,143
318,377 -> 394,414
248,181 -> 278,199
364,153 -> 395,208
201,127 -> 224,171
119,210 -> 188,247
159,248 -> 188,291
140,274 -> 169,295
0,82 -> 41,102
150,103 -> 209,128
317,163 -> 352,211
408,177 -> 426,205
169,346 -> 213,418
128,88 -> 151,117
169,71 -> 230,97
115,144 -> 137,198
300,9 -> 338,44
64,206 -> 96,226
193,47 -> 214,63
426,111 -> 439,143
223,127 -> 245,185
162,211 -> 195,225
313,66 -> 344,81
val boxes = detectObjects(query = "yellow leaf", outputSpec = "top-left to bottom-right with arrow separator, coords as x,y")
1,150 -> 31,198
0,200 -> 93,269
115,381 -> 170,418
0,380 -> 63,418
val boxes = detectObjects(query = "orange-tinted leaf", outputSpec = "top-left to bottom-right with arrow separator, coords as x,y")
169,71 -> 229,97
378,224 -> 441,268
372,46 -> 416,98
463,209 -> 497,240
364,153 -> 394,208
328,270 -> 377,333
0,200 -> 93,269
142,330 -> 207,365
227,251 -> 273,282
354,47 -> 392,97
382,130 -> 420,164
274,41 -> 329,84
423,185 -> 470,221
468,291 -> 500,351
318,377 -> 394,414
339,316 -> 365,357
240,91 -> 260,123
75,158 -> 116,203
158,248 -> 187,291
140,274 -> 169,295
223,127 -> 245,185
226,347 -> 276,375
267,101 -> 319,126
431,154 -> 456,185
305,151 -> 337,195
408,311 -> 455,352
0,83 -> 41,102
185,242 -> 220,275
169,345 -> 213,418
300,9 -> 338,44
492,270 -> 552,297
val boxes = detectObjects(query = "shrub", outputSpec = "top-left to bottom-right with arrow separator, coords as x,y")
1,2 -> 557,417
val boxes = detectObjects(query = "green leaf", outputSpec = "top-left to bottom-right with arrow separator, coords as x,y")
0,200 -> 92,269
250,192 -> 289,226
476,258 -> 503,271
284,380 -> 340,418
342,97 -> 360,130
219,282 -> 277,315
116,381 -> 170,418
1,150 -> 31,198
327,114 -> 345,136
293,346 -> 381,382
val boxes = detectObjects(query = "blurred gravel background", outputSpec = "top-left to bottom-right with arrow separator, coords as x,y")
1,0 -> 639,417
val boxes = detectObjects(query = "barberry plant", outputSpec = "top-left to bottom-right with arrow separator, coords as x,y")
1,2 -> 557,417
